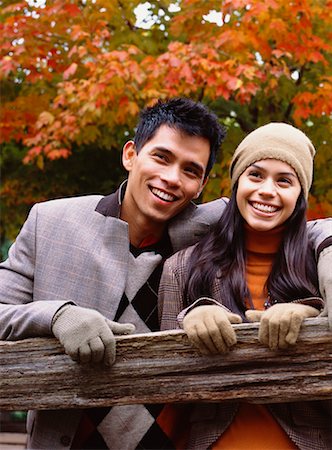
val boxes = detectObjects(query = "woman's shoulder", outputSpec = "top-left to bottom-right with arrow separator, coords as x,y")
165,244 -> 197,270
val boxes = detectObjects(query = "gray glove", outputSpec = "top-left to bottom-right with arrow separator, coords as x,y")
52,305 -> 135,365
183,304 -> 242,354
318,246 -> 332,329
246,303 -> 319,350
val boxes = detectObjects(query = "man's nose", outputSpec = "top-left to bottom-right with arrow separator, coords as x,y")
161,165 -> 181,186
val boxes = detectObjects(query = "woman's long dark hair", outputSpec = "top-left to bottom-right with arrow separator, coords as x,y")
184,185 -> 319,311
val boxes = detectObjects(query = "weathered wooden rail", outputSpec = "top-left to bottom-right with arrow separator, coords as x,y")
0,318 -> 331,410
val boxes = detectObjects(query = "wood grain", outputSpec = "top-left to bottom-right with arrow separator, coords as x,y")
0,318 -> 331,410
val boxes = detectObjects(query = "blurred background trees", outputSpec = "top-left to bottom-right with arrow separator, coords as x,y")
1,0 -> 332,257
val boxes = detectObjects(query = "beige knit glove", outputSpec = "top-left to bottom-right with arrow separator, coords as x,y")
245,303 -> 319,350
52,305 -> 135,365
318,247 -> 332,329
183,304 -> 242,354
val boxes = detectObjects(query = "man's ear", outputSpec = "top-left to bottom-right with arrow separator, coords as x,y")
122,141 -> 137,171
193,176 -> 209,199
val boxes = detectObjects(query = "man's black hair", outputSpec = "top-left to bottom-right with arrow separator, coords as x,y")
134,97 -> 226,179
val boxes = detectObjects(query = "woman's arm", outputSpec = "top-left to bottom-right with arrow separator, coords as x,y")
158,253 -> 188,331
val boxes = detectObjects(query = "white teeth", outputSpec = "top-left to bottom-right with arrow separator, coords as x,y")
252,202 -> 278,213
151,188 -> 176,202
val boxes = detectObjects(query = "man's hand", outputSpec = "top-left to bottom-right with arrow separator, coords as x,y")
183,305 -> 242,354
52,305 -> 135,365
318,247 -> 332,329
245,303 -> 319,350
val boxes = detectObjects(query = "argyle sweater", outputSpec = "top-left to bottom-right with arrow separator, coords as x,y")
71,234 -> 183,450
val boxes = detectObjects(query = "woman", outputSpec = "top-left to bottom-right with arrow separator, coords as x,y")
158,123 -> 331,450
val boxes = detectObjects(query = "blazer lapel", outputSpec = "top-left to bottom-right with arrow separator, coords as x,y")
96,216 -> 131,320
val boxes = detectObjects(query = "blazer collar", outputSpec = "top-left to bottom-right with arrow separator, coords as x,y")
95,179 -> 197,222
94,179 -> 199,248
95,180 -> 127,218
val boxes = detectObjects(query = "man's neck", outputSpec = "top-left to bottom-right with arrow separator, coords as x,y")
120,210 -> 165,247
129,226 -> 165,248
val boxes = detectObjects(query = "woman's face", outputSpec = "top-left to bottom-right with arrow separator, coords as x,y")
236,159 -> 302,232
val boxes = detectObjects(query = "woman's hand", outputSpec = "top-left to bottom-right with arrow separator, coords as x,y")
245,303 -> 319,350
183,305 -> 242,354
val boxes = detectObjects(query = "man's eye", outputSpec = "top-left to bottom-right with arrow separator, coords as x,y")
186,167 -> 198,175
154,153 -> 167,161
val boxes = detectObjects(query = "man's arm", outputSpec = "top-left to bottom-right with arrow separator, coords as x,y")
169,197 -> 229,252
0,204 -> 71,339
0,204 -> 135,364
318,246 -> 332,328
307,218 -> 332,256
307,218 -> 332,328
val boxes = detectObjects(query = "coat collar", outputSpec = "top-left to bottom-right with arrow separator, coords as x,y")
94,180 -> 127,218
95,180 -> 173,254
94,179 -> 198,223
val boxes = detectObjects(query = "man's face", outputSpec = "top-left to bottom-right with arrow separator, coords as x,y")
121,125 -> 210,232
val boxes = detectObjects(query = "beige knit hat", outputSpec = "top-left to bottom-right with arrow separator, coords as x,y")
230,123 -> 316,198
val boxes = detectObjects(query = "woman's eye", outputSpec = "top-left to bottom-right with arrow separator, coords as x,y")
248,171 -> 262,179
278,178 -> 291,185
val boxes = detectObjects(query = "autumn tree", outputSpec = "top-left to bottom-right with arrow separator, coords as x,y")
1,0 -> 332,250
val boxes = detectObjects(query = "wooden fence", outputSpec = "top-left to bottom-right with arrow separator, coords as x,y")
0,318 -> 331,411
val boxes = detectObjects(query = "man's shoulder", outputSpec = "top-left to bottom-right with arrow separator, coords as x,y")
169,197 -> 229,252
34,194 -> 104,215
195,197 -> 229,216
173,196 -> 229,225
27,195 -> 110,227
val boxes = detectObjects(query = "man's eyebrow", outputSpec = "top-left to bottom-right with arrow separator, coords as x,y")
250,163 -> 297,177
152,146 -> 172,154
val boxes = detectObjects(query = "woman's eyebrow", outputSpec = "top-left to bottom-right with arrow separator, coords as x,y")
278,172 -> 297,178
249,163 -> 296,177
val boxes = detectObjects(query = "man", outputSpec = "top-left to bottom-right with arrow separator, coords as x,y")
0,98 -> 331,449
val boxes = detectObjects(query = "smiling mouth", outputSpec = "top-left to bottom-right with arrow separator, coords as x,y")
150,187 -> 178,202
251,202 -> 280,213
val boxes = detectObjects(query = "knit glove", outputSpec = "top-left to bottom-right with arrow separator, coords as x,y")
183,304 -> 242,354
318,247 -> 332,329
52,305 -> 135,365
245,303 -> 319,350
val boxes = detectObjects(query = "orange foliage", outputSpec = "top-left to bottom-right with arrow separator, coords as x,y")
0,0 -> 331,217
1,0 -> 332,162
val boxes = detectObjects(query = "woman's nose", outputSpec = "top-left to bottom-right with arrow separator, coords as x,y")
258,178 -> 276,196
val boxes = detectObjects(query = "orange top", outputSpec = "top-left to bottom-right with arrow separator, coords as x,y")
156,404 -> 191,450
244,223 -> 284,310
213,225 -> 297,450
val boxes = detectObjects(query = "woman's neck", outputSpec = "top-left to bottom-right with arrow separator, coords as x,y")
244,224 -> 285,310
244,223 -> 285,254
